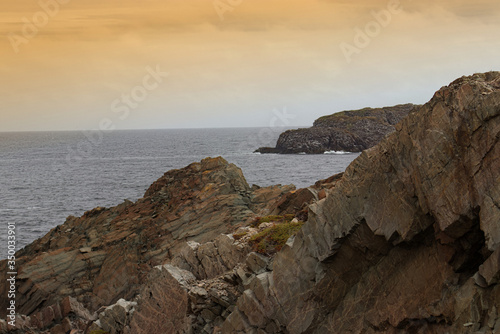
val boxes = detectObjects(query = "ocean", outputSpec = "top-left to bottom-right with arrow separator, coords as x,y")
0,128 -> 358,258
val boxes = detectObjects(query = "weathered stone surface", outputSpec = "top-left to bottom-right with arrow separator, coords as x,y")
98,299 -> 137,334
225,72 -> 500,333
478,247 -> 500,286
256,103 -> 416,154
172,234 -> 250,280
0,157 -> 293,319
126,266 -> 189,334
161,264 -> 197,288
0,297 -> 93,333
245,252 -> 270,275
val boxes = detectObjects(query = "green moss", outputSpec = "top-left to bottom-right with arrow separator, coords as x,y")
258,215 -> 284,223
89,330 -> 110,334
249,221 -> 304,255
250,215 -> 295,227
233,231 -> 248,240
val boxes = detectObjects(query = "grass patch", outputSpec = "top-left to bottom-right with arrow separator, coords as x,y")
233,231 -> 248,240
259,215 -> 284,223
249,221 -> 304,255
249,214 -> 296,227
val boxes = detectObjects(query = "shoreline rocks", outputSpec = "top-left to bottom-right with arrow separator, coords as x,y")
255,103 -> 417,154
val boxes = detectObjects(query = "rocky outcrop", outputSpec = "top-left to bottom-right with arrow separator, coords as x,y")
0,157 -> 294,321
230,72 -> 500,333
256,103 -> 416,154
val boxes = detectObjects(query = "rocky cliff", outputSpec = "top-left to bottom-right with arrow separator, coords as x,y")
230,72 -> 500,333
1,72 -> 499,334
256,103 -> 416,154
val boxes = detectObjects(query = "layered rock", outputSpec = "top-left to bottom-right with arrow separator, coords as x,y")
228,72 -> 500,333
256,103 -> 416,154
0,157 -> 294,322
89,226 -> 279,334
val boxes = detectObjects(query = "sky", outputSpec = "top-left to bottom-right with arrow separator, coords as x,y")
1,0 -> 499,132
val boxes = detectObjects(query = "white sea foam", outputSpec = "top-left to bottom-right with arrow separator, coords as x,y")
324,150 -> 353,155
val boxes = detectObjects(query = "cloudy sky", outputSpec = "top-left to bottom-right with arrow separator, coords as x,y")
1,0 -> 499,131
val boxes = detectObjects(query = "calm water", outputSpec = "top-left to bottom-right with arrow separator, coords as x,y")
0,128 -> 358,258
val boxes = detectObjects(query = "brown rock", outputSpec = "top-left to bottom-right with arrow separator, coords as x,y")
127,266 -> 189,334
317,189 -> 326,200
0,157 -> 293,318
60,296 -> 94,321
479,247 -> 500,286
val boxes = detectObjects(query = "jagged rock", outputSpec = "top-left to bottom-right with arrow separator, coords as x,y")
160,264 -> 197,288
126,266 -> 190,334
478,247 -> 500,286
236,266 -> 254,289
172,234 -> 250,280
0,157 -> 293,319
256,104 -> 416,154
98,299 -> 137,334
245,253 -> 270,275
0,297 -> 94,334
225,72 -> 500,333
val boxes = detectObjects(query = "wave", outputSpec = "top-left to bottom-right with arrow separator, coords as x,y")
324,150 -> 354,155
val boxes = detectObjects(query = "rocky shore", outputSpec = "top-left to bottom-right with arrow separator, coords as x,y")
255,103 -> 416,154
1,72 -> 500,333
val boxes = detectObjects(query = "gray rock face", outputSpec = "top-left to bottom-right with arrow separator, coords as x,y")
230,72 -> 500,333
256,103 -> 416,154
171,234 -> 250,280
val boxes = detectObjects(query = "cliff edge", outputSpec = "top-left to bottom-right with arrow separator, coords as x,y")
256,103 -> 416,154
